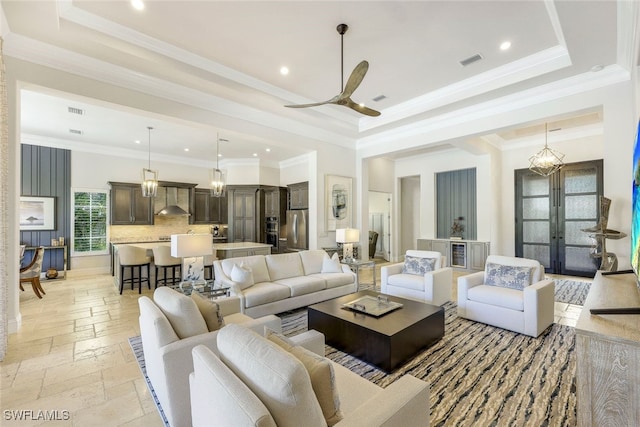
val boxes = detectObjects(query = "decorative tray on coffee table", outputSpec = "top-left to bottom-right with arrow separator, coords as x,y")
342,295 -> 403,317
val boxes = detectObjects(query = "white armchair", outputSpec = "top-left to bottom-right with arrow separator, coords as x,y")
457,255 -> 555,337
381,250 -> 453,306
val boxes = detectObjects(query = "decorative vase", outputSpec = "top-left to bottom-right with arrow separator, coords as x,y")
46,268 -> 58,279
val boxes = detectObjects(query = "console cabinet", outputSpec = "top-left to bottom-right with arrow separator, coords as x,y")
416,239 -> 489,271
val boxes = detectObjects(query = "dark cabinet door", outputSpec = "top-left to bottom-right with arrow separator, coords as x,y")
288,182 -> 309,209
109,183 -> 152,225
193,189 -> 210,224
193,188 -> 228,224
232,190 -> 256,242
265,189 -> 278,216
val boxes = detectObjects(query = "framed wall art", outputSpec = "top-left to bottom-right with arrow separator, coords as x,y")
19,196 -> 56,231
325,174 -> 353,231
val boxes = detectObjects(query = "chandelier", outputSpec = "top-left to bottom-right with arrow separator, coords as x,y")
210,133 -> 226,197
141,126 -> 158,197
528,123 -> 565,176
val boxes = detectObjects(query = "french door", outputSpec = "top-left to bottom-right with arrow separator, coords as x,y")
515,160 -> 603,277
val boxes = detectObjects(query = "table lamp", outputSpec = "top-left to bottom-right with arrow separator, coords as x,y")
336,228 -> 360,262
171,233 -> 213,286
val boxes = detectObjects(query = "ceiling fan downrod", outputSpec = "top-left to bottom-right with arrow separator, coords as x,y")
337,23 -> 348,92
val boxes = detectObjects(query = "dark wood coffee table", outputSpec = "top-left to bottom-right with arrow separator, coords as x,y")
308,291 -> 444,372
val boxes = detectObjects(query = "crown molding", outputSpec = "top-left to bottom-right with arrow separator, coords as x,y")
357,65 -> 628,151
4,33 -> 356,149
497,122 -> 604,152
20,133 -> 213,168
55,0 -> 357,127
279,153 -> 312,169
358,45 -> 571,133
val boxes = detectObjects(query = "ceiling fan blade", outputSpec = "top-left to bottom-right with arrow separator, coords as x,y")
341,60 -> 369,99
344,98 -> 381,117
284,100 -> 333,109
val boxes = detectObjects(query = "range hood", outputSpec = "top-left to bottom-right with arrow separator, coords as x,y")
156,186 -> 190,216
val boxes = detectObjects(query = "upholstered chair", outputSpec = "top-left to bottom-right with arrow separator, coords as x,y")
457,255 -> 555,337
19,246 -> 46,298
381,250 -> 453,305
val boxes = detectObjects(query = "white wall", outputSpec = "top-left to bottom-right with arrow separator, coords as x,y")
399,176 -> 420,255
368,157 -> 394,193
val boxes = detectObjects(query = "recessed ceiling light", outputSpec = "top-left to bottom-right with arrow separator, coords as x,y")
218,153 -> 222,157
266,148 -> 271,152
135,140 -> 140,144
280,66 -> 289,75
253,153 -> 258,157
131,0 -> 144,11
500,41 -> 511,51
184,148 -> 189,152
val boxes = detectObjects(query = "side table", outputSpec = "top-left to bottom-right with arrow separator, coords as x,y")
341,259 -> 376,290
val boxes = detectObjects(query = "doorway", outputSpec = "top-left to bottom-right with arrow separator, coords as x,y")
515,160 -> 603,277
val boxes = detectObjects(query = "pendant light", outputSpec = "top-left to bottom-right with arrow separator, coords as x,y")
141,126 -> 158,197
528,123 -> 565,176
210,133 -> 226,197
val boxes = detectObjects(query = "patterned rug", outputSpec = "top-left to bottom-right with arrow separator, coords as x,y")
553,278 -> 591,305
279,303 -> 577,426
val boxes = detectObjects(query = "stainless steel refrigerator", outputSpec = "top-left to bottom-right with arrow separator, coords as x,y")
286,209 -> 308,250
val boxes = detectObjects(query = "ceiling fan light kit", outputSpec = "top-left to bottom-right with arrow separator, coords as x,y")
284,23 -> 381,117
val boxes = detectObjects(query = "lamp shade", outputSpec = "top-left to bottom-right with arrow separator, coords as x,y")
336,228 -> 360,243
171,234 -> 213,258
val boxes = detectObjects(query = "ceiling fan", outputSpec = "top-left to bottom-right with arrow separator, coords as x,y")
284,24 -> 381,117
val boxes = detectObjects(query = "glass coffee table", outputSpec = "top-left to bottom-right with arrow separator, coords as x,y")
169,281 -> 230,300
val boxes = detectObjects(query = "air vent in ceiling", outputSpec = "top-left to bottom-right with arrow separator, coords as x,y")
69,129 -> 83,135
459,53 -> 484,67
68,106 -> 84,115
372,94 -> 387,102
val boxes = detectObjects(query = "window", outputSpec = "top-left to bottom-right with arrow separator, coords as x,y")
71,189 -> 108,256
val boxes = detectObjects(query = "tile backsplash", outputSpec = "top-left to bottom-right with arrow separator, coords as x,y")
110,216 -> 213,243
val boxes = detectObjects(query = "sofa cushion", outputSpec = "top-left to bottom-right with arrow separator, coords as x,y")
275,276 -> 326,297
387,273 -> 425,291
402,255 -> 436,275
231,263 -> 255,290
468,284 -> 524,311
266,329 -> 343,426
221,256 -> 271,284
321,257 -> 342,273
299,250 -> 330,275
217,324 -> 326,427
485,262 -> 532,290
266,253 -> 305,281
242,282 -> 292,308
153,287 -> 208,339
309,272 -> 355,289
191,291 -> 225,332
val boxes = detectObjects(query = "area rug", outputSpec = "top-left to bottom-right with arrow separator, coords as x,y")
128,336 -> 170,427
278,303 -> 577,427
553,278 -> 591,305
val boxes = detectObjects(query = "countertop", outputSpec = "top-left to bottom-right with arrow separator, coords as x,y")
112,241 -> 270,250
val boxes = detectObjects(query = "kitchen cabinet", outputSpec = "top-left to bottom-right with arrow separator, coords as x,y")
416,238 -> 490,271
288,182 -> 308,209
109,182 -> 153,225
193,189 -> 228,224
227,187 -> 258,242
265,187 -> 287,217
218,246 -> 272,259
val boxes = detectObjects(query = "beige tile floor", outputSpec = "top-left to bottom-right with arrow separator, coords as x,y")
1,264 -> 586,426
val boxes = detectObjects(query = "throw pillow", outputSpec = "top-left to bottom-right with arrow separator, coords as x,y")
331,252 -> 339,261
485,262 -> 533,290
191,291 -> 225,332
231,263 -> 254,290
402,255 -> 437,275
153,287 -> 208,339
266,329 -> 343,426
321,257 -> 342,273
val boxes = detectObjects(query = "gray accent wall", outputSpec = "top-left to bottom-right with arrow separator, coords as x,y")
436,168 -> 477,240
20,144 -> 71,273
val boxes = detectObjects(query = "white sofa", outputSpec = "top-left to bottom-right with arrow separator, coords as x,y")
214,250 -> 357,317
381,250 -> 452,306
138,287 -> 284,427
457,255 -> 555,337
190,323 -> 431,427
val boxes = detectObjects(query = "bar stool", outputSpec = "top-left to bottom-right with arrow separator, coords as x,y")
118,246 -> 151,294
152,245 -> 182,287
203,254 -> 217,281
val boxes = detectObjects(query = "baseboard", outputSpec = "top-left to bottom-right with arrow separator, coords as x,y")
66,267 -> 110,278
8,312 -> 22,334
